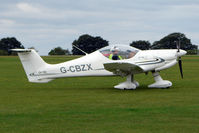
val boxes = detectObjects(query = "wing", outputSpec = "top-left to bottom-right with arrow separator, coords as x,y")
103,62 -> 144,76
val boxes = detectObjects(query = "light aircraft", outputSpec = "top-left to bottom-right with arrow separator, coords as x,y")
12,44 -> 186,90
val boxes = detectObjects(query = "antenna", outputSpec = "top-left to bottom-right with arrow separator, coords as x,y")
72,45 -> 88,55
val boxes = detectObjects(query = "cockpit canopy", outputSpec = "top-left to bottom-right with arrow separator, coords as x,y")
99,45 -> 139,60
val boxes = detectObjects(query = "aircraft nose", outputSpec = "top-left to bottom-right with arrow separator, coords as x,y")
182,50 -> 187,55
177,49 -> 187,57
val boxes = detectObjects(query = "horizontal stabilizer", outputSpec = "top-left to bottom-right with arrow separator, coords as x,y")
11,49 -> 31,52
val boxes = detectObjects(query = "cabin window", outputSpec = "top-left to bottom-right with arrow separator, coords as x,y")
99,45 -> 139,60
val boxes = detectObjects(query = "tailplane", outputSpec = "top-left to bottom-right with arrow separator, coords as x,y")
12,49 -> 52,83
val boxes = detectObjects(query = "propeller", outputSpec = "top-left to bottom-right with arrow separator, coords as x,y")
176,40 -> 183,79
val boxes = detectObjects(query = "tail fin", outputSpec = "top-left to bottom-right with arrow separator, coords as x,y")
12,49 -> 52,83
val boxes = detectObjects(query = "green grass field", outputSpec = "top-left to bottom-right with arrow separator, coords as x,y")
0,55 -> 199,133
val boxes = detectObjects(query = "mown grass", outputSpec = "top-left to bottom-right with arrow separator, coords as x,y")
0,55 -> 199,133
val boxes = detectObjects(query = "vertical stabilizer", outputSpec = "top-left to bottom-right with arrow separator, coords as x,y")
12,49 -> 52,83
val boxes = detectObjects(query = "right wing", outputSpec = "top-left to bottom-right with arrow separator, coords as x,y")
103,62 -> 144,76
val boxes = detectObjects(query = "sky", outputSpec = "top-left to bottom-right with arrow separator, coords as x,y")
0,0 -> 199,55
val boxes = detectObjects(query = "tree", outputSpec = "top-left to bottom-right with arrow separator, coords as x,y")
0,50 -> 8,55
48,47 -> 70,55
130,40 -> 151,50
0,37 -> 24,55
72,34 -> 109,55
151,32 -> 198,54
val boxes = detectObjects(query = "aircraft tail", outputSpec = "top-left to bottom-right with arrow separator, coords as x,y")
12,49 -> 53,83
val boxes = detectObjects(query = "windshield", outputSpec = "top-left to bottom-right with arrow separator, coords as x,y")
99,45 -> 139,60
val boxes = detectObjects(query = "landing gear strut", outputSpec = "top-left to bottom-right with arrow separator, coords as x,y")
148,72 -> 172,88
114,74 -> 139,90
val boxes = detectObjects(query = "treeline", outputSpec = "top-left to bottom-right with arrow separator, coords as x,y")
0,32 -> 198,56
0,37 -> 24,55
50,33 -> 198,55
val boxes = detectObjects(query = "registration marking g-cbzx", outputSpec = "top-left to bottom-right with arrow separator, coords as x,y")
60,64 -> 93,73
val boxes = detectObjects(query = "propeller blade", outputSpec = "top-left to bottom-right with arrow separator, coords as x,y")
178,57 -> 183,79
176,40 -> 180,52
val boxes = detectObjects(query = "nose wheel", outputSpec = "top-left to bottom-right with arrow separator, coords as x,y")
148,72 -> 172,88
114,74 -> 139,90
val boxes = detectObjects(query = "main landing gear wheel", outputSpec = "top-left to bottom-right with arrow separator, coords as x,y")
114,74 -> 139,90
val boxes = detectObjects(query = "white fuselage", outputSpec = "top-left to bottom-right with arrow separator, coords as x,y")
13,45 -> 186,89
36,49 -> 183,80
